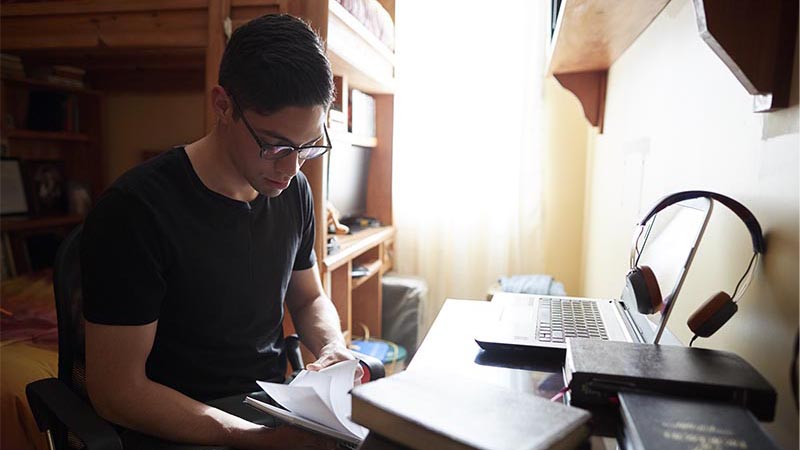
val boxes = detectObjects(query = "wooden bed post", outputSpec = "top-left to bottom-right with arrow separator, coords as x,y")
206,0 -> 231,131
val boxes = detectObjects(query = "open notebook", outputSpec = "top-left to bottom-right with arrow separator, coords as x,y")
245,360 -> 367,445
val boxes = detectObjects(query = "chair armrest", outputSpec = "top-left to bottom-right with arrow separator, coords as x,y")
352,351 -> 385,382
285,334 -> 303,373
26,378 -> 123,450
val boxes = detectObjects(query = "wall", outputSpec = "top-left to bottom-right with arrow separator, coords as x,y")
542,77 -> 589,295
580,0 -> 799,448
102,92 -> 205,184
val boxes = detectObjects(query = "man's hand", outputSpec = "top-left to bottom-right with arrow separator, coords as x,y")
305,342 -> 365,383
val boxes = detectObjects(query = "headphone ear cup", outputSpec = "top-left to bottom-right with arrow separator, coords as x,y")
626,266 -> 663,314
687,292 -> 737,338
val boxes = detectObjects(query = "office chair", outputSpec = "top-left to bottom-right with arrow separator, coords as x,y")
26,225 -> 384,450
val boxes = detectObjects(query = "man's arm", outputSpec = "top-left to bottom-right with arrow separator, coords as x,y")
85,321 -> 336,450
285,264 -> 363,376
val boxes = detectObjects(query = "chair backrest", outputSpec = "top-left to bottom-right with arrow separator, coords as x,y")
53,225 -> 89,402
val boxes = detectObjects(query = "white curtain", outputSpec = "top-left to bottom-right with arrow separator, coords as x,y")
393,1 -> 549,331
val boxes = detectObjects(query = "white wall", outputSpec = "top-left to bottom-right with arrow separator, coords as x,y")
542,77 -> 589,295
580,0 -> 799,448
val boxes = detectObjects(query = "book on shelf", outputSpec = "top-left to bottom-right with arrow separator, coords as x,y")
329,108 -> 347,130
618,391 -> 781,450
350,89 -> 376,138
244,360 -> 367,445
1,232 -> 17,279
350,370 -> 591,450
1,53 -> 25,79
28,65 -> 86,89
564,339 -> 777,421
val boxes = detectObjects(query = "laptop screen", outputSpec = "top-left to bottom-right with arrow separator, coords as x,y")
630,197 -> 713,343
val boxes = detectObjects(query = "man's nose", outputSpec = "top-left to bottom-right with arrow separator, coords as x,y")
275,150 -> 301,177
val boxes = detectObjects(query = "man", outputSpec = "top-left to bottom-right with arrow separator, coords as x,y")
81,14 -> 357,449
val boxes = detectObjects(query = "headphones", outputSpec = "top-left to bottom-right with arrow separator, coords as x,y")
623,190 -> 765,343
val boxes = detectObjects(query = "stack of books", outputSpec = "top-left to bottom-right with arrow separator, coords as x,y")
1,54 -> 25,79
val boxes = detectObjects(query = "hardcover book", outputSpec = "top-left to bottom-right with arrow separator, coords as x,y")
564,339 -> 776,421
350,370 -> 591,450
618,392 -> 781,450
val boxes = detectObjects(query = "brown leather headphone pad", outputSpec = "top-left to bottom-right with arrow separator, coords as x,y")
688,292 -> 734,336
639,266 -> 663,313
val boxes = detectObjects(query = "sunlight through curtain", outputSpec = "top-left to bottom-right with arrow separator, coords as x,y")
393,1 -> 549,331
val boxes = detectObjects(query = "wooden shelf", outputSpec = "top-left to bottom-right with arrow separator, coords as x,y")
547,0 -> 670,132
548,0 -> 798,129
351,259 -> 382,290
5,129 -> 91,142
547,0 -> 670,75
1,215 -> 82,232
694,0 -> 798,112
323,226 -> 395,272
350,134 -> 378,148
1,76 -> 101,95
330,130 -> 378,148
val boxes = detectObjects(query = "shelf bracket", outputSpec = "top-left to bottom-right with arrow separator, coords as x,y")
553,71 -> 607,133
694,0 -> 798,112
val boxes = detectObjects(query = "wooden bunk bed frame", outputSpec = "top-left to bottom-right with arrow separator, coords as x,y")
1,0 -> 397,340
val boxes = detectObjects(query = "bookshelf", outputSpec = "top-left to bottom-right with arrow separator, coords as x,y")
284,0 -> 397,345
0,71 -> 103,276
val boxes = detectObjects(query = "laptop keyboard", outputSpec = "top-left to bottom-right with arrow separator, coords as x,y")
537,298 -> 609,343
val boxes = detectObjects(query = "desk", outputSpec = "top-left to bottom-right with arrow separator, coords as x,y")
407,299 -> 616,450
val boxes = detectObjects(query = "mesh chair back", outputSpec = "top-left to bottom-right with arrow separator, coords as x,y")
53,225 -> 89,402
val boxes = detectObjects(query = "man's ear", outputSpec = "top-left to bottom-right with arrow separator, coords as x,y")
211,86 -> 234,126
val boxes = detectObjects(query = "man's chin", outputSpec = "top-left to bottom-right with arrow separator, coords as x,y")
253,184 -> 285,198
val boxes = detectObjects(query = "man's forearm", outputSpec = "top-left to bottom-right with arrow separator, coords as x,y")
93,377 -> 271,449
290,294 -> 347,357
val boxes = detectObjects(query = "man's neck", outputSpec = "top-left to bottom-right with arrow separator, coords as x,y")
184,129 -> 259,203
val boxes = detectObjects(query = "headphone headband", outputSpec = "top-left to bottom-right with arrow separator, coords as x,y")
638,190 -> 765,254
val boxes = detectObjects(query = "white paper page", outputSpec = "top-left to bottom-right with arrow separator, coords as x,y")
291,370 -> 332,409
243,397 -> 362,444
256,382 -> 348,435
256,360 -> 367,440
321,361 -> 369,437
290,360 -> 368,438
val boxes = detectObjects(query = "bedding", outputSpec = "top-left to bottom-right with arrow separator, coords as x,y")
1,272 -> 59,450
336,0 -> 395,50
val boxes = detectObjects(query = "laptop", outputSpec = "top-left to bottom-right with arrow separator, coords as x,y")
475,197 -> 713,356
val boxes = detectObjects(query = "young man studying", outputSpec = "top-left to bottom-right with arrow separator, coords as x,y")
80,14 -> 357,450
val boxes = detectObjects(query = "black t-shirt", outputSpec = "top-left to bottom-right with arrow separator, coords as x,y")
81,147 -> 316,401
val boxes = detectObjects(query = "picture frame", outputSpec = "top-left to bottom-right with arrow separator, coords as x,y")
1,157 -> 29,216
67,180 -> 92,217
22,159 -> 68,216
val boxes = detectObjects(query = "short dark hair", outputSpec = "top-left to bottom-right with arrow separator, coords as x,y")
219,14 -> 334,117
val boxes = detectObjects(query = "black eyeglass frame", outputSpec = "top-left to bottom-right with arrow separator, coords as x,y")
230,95 -> 332,161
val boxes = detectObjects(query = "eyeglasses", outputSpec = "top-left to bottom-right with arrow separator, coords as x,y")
231,95 -> 332,161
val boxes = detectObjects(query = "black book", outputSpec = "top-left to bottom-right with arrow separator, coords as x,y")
618,392 -> 781,450
564,339 -> 776,421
